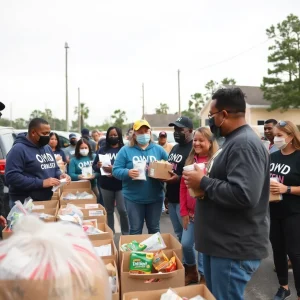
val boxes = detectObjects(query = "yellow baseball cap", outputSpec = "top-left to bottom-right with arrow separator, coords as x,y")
133,119 -> 151,131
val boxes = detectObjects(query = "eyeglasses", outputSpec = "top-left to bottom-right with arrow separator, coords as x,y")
278,121 -> 287,127
208,110 -> 245,119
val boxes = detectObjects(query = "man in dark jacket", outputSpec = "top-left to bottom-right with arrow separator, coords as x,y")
183,88 -> 270,300
5,118 -> 70,205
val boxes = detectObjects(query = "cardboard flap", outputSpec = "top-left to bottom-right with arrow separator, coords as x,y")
128,270 -> 178,279
63,180 -> 91,191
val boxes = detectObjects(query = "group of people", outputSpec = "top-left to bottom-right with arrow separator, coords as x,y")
0,87 -> 300,300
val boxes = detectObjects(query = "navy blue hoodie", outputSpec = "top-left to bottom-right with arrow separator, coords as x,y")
5,135 -> 61,202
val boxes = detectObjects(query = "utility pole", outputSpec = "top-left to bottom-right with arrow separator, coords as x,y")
65,42 -> 69,131
10,103 -> 12,127
78,87 -> 81,132
178,69 -> 181,117
142,83 -> 145,119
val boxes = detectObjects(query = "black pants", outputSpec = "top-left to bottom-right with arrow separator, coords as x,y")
270,214 -> 300,296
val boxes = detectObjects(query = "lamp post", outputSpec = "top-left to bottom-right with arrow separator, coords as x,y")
65,42 -> 69,131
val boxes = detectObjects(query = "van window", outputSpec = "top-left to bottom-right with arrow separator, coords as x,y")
0,133 -> 15,159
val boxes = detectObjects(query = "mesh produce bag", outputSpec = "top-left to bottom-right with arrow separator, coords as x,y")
0,215 -> 111,300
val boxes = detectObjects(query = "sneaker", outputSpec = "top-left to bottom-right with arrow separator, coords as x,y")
274,286 -> 291,300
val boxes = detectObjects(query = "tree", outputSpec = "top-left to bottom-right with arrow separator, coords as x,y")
221,78 -> 236,85
261,14 -> 300,110
155,103 -> 169,114
74,103 -> 90,128
14,118 -> 27,129
43,108 -> 52,121
29,110 -> 43,120
111,109 -> 127,130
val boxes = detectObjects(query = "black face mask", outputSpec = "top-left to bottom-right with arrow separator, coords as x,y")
70,140 -> 77,146
208,117 -> 222,140
38,134 -> 50,147
174,132 -> 186,145
107,137 -> 119,146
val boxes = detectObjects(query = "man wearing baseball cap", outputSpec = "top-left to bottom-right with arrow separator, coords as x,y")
165,116 -> 194,242
158,131 -> 173,154
63,133 -> 78,164
81,128 -> 97,153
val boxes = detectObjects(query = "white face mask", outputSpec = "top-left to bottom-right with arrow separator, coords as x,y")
80,149 -> 89,156
274,136 -> 287,150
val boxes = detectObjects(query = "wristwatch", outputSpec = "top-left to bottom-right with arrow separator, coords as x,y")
286,186 -> 291,194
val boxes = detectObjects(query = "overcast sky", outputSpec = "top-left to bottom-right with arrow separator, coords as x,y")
0,0 -> 299,127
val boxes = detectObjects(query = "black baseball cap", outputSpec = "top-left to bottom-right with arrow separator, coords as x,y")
0,103 -> 5,111
169,116 -> 193,129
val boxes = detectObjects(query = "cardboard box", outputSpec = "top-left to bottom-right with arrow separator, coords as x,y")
2,227 -> 12,239
87,222 -> 113,241
102,258 -> 120,300
0,276 -> 112,300
123,284 -> 216,300
92,239 -> 118,262
60,188 -> 97,206
119,233 -> 182,264
61,203 -> 107,224
188,187 -> 204,198
148,161 -> 172,180
269,192 -> 282,202
63,180 -> 91,191
121,250 -> 184,296
32,200 -> 59,210
32,208 -> 58,223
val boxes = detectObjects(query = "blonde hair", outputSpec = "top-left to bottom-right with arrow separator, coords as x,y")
185,127 -> 219,166
276,121 -> 300,150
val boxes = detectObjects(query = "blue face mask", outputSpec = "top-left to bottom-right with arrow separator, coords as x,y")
136,133 -> 150,145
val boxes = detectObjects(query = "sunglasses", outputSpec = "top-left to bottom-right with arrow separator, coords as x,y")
278,121 -> 287,127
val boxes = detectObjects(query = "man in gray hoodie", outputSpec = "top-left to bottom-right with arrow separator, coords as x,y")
183,88 -> 270,300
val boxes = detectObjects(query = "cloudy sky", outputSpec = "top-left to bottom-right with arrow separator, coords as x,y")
0,0 -> 299,127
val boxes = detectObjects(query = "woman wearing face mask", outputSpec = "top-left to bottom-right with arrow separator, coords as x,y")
180,127 -> 219,286
112,120 -> 168,234
269,121 -> 300,300
93,127 -> 129,235
49,132 -> 67,163
68,139 -> 99,198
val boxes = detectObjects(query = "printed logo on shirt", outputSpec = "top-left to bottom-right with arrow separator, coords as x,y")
78,161 -> 93,169
270,163 -> 291,183
168,153 -> 183,171
109,153 -> 117,161
36,153 -> 56,170
132,155 -> 156,163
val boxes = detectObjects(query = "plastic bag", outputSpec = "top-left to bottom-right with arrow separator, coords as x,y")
7,199 -> 32,230
63,193 -> 77,200
99,154 -> 111,176
58,203 -> 83,225
160,289 -> 183,300
0,215 -> 111,300
141,232 -> 167,251
76,191 -> 94,199
133,160 -> 147,181
52,178 -> 67,192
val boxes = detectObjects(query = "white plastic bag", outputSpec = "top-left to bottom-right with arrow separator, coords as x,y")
58,203 -> 84,225
0,215 -> 111,300
99,154 -> 111,176
133,160 -> 147,181
52,178 -> 67,192
141,232 -> 167,251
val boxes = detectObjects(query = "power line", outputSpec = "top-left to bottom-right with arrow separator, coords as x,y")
197,38 -> 270,71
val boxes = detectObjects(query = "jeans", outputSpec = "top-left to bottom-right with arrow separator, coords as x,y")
168,203 -> 183,242
100,188 -> 129,235
97,183 -> 104,206
181,221 -> 204,275
125,199 -> 162,235
203,254 -> 261,300
270,214 -> 300,296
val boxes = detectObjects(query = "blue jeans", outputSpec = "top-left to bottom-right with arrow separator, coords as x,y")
181,221 -> 204,275
125,199 -> 163,235
203,254 -> 261,300
168,203 -> 183,242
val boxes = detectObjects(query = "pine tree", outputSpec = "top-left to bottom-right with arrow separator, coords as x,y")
261,14 -> 300,110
